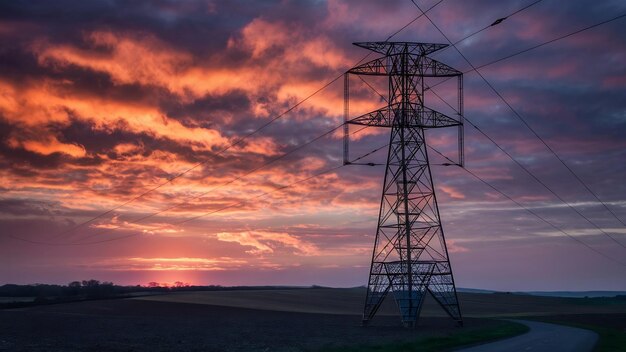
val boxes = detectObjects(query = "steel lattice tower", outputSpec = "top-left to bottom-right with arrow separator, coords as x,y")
343,42 -> 464,327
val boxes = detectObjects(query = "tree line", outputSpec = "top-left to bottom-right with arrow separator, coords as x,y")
0,281 -> 313,308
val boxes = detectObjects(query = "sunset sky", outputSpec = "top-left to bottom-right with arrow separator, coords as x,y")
1,0 -> 625,291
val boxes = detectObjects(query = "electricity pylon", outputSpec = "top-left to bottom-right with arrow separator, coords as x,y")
343,42 -> 464,327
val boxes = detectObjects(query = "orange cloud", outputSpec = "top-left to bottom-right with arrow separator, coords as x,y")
91,257 -> 248,271
231,18 -> 292,59
31,29 -> 298,100
216,230 -> 318,255
9,136 -> 86,158
25,25 -> 353,126
0,79 -> 231,151
34,31 -> 193,95
231,136 -> 281,156
231,18 -> 349,70
92,215 -> 184,236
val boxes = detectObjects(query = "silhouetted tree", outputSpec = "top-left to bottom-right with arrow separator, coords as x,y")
82,279 -> 100,287
67,281 -> 82,296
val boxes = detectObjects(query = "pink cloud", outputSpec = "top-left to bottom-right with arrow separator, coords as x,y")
446,239 -> 469,253
216,230 -> 319,255
439,185 -> 466,199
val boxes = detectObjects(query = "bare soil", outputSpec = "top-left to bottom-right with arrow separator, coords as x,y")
2,288 -> 624,351
135,287 -> 626,317
0,298 -> 495,352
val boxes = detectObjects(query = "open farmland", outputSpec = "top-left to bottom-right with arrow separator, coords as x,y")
1,288 -> 624,351
135,287 -> 626,317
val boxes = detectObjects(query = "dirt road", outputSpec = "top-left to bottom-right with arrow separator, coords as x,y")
455,319 -> 598,352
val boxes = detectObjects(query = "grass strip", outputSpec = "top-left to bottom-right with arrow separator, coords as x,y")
319,319 -> 529,352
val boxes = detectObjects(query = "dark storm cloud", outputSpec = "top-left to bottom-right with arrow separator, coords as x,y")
160,90 -> 252,128
0,0 -> 246,53
0,198 -> 61,217
0,119 -> 68,170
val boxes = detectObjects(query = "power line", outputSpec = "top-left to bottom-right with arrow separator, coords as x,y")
428,83 -> 626,249
15,137 -> 623,268
411,0 -> 626,248
46,77 -> 341,242
424,11 -> 626,99
11,21 -> 621,270
385,0 -> 445,41
466,10 -> 626,230
70,122 -> 377,244
467,10 -> 626,227
427,146 -> 626,267
68,123 -> 345,244
353,54 -> 626,266
474,12 -> 626,71
13,1 -> 624,249
10,141 -> 390,246
8,164 -> 339,246
13,0 -> 560,245
431,0 -> 544,55
35,0 -> 446,244
10,124 -> 373,246
11,124 -> 378,245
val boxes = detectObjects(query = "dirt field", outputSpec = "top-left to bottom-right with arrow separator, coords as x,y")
135,287 -> 626,317
1,288 -> 624,351
0,297 -> 498,352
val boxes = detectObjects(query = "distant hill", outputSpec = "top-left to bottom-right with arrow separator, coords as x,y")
457,288 -> 497,294
521,291 -> 626,298
457,287 -> 626,298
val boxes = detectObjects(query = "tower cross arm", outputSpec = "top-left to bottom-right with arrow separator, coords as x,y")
414,56 -> 462,77
353,42 -> 448,56
348,57 -> 389,76
348,55 -> 461,77
347,103 -> 461,128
